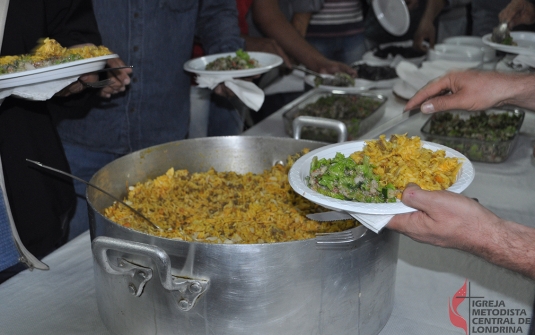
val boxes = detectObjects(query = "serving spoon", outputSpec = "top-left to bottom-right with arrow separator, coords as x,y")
26,159 -> 162,231
492,22 -> 510,44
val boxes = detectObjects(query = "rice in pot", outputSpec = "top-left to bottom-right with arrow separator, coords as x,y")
104,152 -> 357,244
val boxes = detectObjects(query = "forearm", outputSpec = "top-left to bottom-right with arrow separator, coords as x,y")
252,0 -> 327,68
503,73 -> 535,111
292,12 -> 312,37
421,0 -> 446,23
468,219 -> 535,280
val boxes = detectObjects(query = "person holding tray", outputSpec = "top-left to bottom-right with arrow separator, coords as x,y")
0,0 -> 113,283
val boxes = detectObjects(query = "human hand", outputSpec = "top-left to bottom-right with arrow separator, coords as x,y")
213,83 -> 236,98
243,36 -> 292,67
413,18 -> 435,52
55,58 -> 132,98
499,0 -> 535,29
404,70 -> 535,113
99,58 -> 132,98
54,72 -> 98,97
387,184 -> 500,250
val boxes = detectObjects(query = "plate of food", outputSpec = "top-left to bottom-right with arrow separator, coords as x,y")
183,50 -> 283,77
0,38 -> 117,89
0,54 -> 118,89
482,31 -> 535,55
288,134 -> 474,215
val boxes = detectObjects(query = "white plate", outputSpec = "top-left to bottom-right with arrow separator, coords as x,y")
0,54 -> 119,89
482,31 -> 535,55
183,51 -> 283,77
304,75 -> 398,92
443,36 -> 496,62
372,0 -> 410,36
392,79 -> 417,100
289,140 -> 474,215
427,44 -> 484,64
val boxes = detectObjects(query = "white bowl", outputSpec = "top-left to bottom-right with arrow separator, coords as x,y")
427,44 -> 484,64
443,36 -> 496,62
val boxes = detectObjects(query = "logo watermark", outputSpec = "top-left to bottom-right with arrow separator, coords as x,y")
449,280 -> 532,334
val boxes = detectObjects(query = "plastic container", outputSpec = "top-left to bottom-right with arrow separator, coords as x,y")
420,108 -> 525,163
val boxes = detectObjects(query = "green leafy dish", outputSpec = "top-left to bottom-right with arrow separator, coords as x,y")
205,49 -> 259,71
420,109 -> 525,163
307,153 -> 397,203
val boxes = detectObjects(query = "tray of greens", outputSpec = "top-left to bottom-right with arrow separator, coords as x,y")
420,108 -> 525,163
282,88 -> 387,143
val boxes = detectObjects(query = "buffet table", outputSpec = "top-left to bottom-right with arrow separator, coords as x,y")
0,89 -> 534,335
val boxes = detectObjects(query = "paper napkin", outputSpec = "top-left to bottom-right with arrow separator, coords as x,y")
348,212 -> 393,234
511,54 -> 535,70
0,76 -> 79,101
196,75 -> 264,111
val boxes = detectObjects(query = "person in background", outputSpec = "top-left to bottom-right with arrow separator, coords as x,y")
471,0 -> 511,36
0,0 -> 107,283
304,0 -> 368,65
412,0 -> 471,52
190,0 -> 293,138
53,0 -> 245,240
499,0 -> 535,29
471,0 -> 535,37
246,0 -> 357,123
364,0 -> 426,48
365,0 -> 470,53
389,69 -> 535,281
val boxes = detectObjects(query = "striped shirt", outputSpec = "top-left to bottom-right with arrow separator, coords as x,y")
306,0 -> 364,37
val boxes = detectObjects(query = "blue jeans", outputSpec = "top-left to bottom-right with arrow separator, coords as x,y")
208,94 -> 244,136
63,143 -> 122,240
306,33 -> 367,65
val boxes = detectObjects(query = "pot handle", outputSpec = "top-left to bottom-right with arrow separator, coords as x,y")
92,236 -> 209,311
292,116 -> 348,143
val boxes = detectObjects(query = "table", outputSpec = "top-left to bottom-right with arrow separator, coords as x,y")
0,89 -> 534,335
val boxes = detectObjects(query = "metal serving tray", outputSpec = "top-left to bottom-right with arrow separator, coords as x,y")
420,108 -> 525,163
281,88 -> 387,143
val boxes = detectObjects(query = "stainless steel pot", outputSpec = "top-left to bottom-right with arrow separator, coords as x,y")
88,136 -> 399,335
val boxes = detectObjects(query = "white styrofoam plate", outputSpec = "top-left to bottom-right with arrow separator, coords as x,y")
482,31 -> 535,55
183,51 -> 283,77
443,36 -> 496,62
372,0 -> 410,36
0,54 -> 118,89
427,44 -> 484,64
289,140 -> 475,215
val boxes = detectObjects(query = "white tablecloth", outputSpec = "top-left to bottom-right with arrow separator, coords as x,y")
0,89 -> 534,335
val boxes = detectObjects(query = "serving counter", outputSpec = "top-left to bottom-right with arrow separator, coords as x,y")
0,89 -> 534,335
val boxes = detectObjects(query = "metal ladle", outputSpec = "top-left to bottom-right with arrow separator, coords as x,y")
26,159 -> 162,231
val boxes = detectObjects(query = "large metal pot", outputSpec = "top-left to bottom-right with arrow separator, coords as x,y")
88,136 -> 399,335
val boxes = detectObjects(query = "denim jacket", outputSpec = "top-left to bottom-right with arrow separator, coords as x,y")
54,0 -> 244,155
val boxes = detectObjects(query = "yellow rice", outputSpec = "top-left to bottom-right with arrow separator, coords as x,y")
0,38 -> 112,65
350,134 -> 462,198
104,152 -> 357,244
